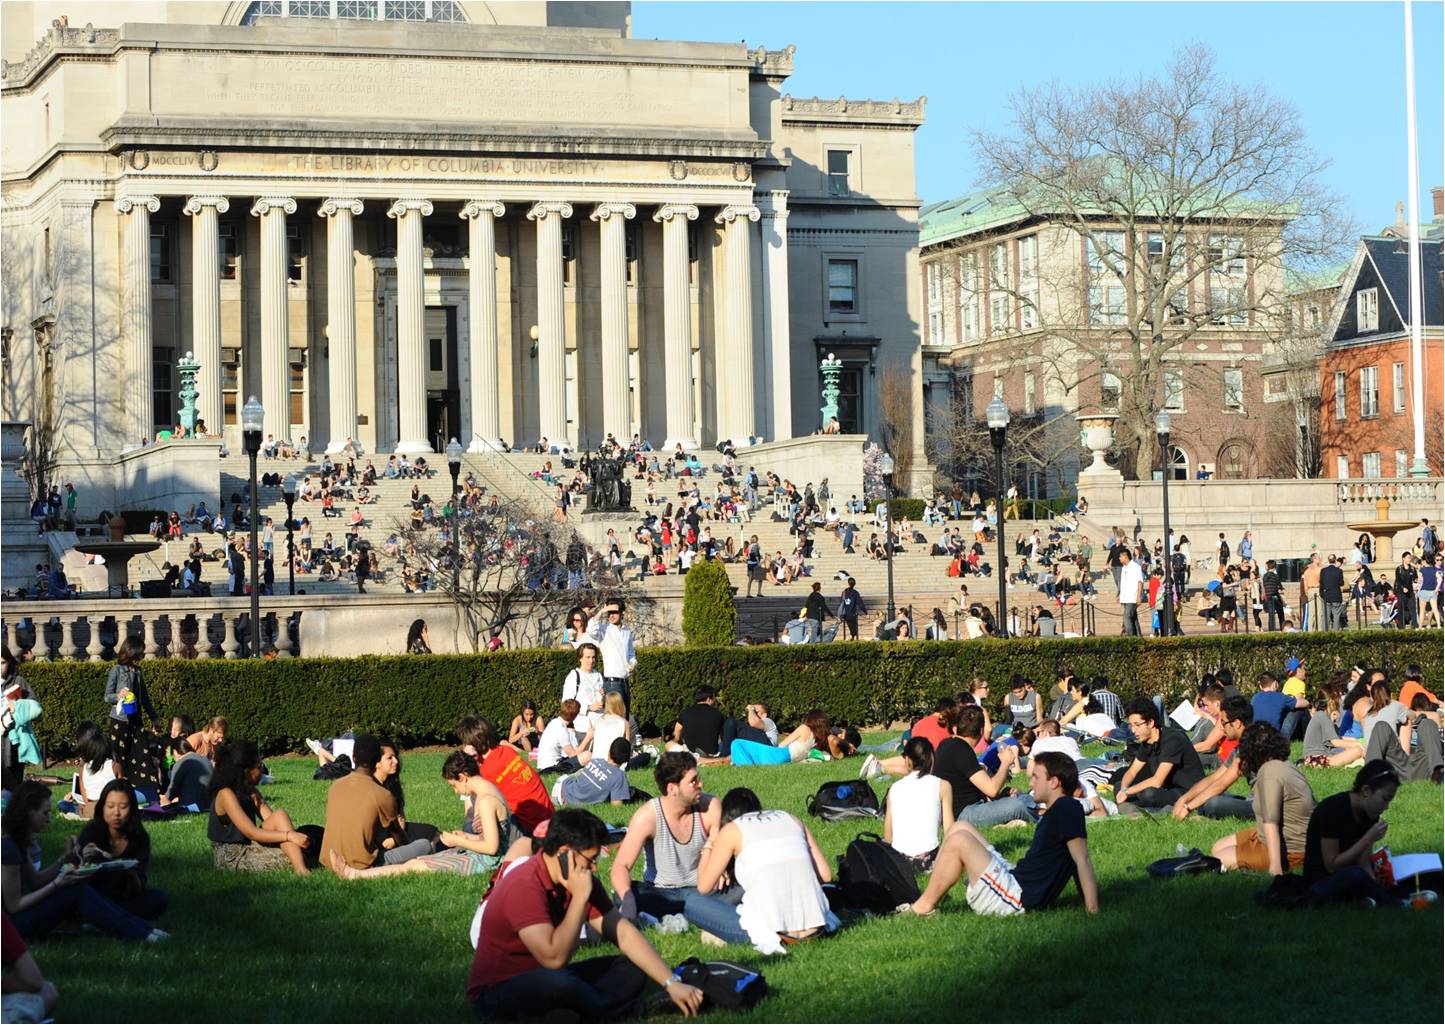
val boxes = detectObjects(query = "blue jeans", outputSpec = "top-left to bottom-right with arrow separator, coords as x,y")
682,886 -> 749,945
1308,865 -> 1390,905
1280,708 -> 1307,742
473,955 -> 647,1018
957,794 -> 1039,828
1196,794 -> 1253,819
10,882 -> 153,941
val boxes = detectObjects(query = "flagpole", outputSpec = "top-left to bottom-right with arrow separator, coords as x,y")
1403,0 -> 1429,475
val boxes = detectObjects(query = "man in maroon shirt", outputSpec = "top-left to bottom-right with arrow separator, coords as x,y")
467,809 -> 703,1019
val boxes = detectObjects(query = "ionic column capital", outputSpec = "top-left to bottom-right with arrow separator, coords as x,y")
716,204 -> 761,225
653,204 -> 699,223
590,202 -> 637,223
388,198 -> 434,219
318,198 -> 364,218
460,200 -> 506,220
183,196 -> 230,216
250,197 -> 298,217
115,195 -> 160,215
527,201 -> 574,222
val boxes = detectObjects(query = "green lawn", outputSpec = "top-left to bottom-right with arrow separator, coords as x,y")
25,741 -> 1444,1023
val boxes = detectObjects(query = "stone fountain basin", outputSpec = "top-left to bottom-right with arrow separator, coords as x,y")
1345,520 -> 1420,535
72,539 -> 162,595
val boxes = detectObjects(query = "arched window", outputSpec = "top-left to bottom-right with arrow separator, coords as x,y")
1166,445 -> 1189,481
241,0 -> 465,24
1215,440 -> 1256,480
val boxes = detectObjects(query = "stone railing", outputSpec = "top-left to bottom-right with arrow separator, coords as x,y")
1335,478 -> 1442,506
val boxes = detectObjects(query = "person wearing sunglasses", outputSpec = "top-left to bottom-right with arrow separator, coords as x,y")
468,808 -> 703,1019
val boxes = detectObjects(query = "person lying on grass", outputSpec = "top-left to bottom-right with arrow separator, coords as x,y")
691,787 -> 839,954
883,738 -> 953,870
902,751 -> 1099,918
1301,759 -> 1404,906
208,740 -> 314,875
1211,722 -> 1316,876
320,735 -> 431,876
456,715 -> 554,836
1115,698 -> 1206,810
3,779 -> 170,943
722,710 -> 854,766
75,779 -> 169,921
609,751 -> 741,935
1169,696 -> 1255,821
331,751 -> 522,879
466,808 -> 704,1019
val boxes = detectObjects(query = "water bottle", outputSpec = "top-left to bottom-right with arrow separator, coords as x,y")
1176,843 -> 1187,856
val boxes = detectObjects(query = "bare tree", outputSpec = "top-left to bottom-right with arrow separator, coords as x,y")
962,44 -> 1355,479
927,400 -> 1079,495
876,362 -> 916,489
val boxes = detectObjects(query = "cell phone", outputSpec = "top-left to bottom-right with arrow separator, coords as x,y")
560,851 -> 571,880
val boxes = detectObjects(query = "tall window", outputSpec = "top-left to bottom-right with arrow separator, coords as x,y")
1393,361 -> 1406,413
1396,449 -> 1409,477
561,225 -> 576,285
1024,371 -> 1036,415
960,253 -> 979,341
219,222 -> 240,279
1334,370 -> 1347,420
827,259 -> 858,315
959,370 -> 975,422
222,356 -> 239,426
1360,365 -> 1379,418
150,223 -> 172,284
1207,234 -> 1247,326
1086,231 -> 1126,326
289,363 -> 305,429
1223,368 -> 1244,411
1018,234 -> 1039,329
989,242 -> 1009,334
826,150 -> 851,196
1336,454 -> 1349,479
624,223 -> 638,285
153,345 -> 175,428
1148,230 -> 1188,322
926,263 -> 944,344
1356,288 -> 1378,333
1362,451 -> 1381,478
285,220 -> 306,282
1100,370 -> 1121,409
1164,368 -> 1184,410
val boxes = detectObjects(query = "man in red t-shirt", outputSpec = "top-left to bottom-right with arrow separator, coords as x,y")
2,913 -> 58,1021
467,809 -> 702,1019
457,716 -> 554,834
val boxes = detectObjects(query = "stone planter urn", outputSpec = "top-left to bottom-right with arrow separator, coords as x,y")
1076,413 -> 1120,476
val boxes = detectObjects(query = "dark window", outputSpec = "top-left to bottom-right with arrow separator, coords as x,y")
286,220 -> 306,282
153,345 -> 175,428
150,223 -> 172,284
828,259 -> 858,314
429,337 -> 444,373
219,223 -> 240,279
827,150 -> 850,196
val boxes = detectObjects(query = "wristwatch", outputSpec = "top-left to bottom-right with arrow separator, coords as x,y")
665,973 -> 684,988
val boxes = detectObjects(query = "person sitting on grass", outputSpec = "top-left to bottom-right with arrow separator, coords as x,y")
670,687 -> 726,757
1115,698 -> 1206,811
374,738 -> 439,851
1,912 -> 60,1022
883,738 -> 954,870
1251,672 -> 1307,734
902,752 -> 1099,918
1301,760 -> 1404,906
1303,683 -> 1365,770
320,735 -> 431,875
456,716 -> 555,836
1170,696 -> 1255,821
1191,683 -> 1228,767
537,700 -> 592,776
507,700 -> 543,753
553,738 -> 638,808
74,779 -> 169,920
208,740 -> 314,875
692,787 -> 840,954
1360,677 -> 1444,782
466,808 -> 704,1019
160,738 -> 212,811
578,692 -> 651,772
2,780 -> 168,942
71,721 -> 121,816
331,752 -> 523,880
184,716 -> 228,760
1210,723 -> 1316,876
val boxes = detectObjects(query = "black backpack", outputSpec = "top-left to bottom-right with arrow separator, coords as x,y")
673,958 -> 768,1010
806,779 -> 880,821
836,833 -> 921,913
1146,847 -> 1222,878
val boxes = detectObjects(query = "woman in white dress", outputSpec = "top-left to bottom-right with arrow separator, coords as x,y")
882,737 -> 953,870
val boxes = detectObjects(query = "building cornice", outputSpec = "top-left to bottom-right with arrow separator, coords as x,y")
780,94 -> 926,127
1,20 -> 119,87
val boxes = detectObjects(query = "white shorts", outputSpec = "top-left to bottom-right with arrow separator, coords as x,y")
965,852 -> 1026,917
549,774 -> 571,806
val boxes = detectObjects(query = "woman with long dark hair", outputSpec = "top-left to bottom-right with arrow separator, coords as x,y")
884,737 -> 953,870
374,738 -> 439,851
208,740 -> 314,875
75,779 -> 169,920
103,637 -> 161,788
406,618 -> 431,654
1301,759 -> 1400,904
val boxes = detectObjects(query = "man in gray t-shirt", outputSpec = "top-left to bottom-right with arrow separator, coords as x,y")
557,738 -> 633,806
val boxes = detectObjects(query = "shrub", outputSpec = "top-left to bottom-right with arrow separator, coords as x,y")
887,498 -> 928,520
682,556 -> 736,646
21,630 -> 1438,756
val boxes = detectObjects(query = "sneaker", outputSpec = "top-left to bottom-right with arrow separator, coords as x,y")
656,913 -> 689,935
698,930 -> 727,947
146,928 -> 170,943
258,774 -> 275,785
859,754 -> 881,780
894,902 -> 936,917
305,738 -> 323,755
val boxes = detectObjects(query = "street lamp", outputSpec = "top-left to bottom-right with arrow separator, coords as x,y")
987,396 -> 1011,638
1155,408 -> 1176,637
446,437 -> 464,596
282,474 -> 297,597
241,395 -> 264,657
880,451 -> 897,629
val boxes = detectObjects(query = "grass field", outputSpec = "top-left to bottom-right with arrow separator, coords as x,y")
24,740 -> 1445,1023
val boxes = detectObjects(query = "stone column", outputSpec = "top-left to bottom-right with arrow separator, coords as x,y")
527,201 -> 573,446
115,195 -> 160,448
653,204 -> 699,448
758,192 -> 792,441
183,196 -> 229,433
716,204 -> 761,445
460,200 -> 506,451
319,199 -> 364,453
388,199 -> 434,454
590,202 -> 637,443
250,198 -> 297,441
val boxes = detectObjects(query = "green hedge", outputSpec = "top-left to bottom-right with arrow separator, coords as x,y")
20,630 -> 1439,757
682,557 -> 736,646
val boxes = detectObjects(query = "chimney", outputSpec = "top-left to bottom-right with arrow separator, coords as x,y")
1395,201 -> 1405,229
1433,186 -> 1443,221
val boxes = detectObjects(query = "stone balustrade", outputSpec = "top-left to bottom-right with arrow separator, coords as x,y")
1335,478 -> 1442,506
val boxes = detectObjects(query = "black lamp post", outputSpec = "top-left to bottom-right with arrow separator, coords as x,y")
282,473 -> 297,597
446,437 -> 463,596
880,451 -> 897,627
241,395 -> 264,657
987,395 -> 1010,638
1156,407 -> 1175,637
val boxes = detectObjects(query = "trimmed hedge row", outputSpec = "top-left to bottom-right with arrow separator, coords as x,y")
19,630 -> 1440,756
